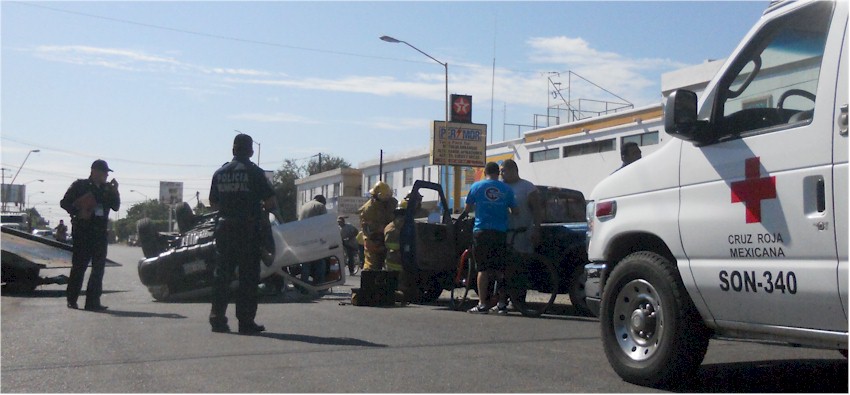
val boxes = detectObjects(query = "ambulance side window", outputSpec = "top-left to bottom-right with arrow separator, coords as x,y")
712,2 -> 832,141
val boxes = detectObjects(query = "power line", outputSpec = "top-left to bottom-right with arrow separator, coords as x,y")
12,1 -> 416,64
10,1 -> 551,76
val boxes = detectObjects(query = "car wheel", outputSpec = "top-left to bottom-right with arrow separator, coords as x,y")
600,251 -> 710,387
149,284 -> 171,301
568,263 -> 591,316
137,218 -> 164,258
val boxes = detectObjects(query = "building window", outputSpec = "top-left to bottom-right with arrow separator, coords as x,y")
562,139 -> 615,158
383,172 -> 393,188
333,182 -> 340,198
366,174 -> 377,194
621,131 -> 659,148
403,168 -> 414,186
530,148 -> 559,162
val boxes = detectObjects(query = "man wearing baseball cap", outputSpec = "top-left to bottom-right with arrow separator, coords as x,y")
60,159 -> 121,311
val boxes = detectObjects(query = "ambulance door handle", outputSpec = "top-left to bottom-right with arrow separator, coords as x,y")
816,177 -> 826,213
840,104 -> 848,136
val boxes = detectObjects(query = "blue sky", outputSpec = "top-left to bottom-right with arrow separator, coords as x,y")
1,1 -> 768,225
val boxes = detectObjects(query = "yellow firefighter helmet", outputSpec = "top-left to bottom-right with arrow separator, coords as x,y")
369,181 -> 392,201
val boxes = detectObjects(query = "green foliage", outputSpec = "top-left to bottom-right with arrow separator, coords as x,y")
272,154 -> 350,222
113,200 -> 174,242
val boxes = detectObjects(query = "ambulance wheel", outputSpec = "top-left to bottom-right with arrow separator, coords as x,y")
600,251 -> 710,388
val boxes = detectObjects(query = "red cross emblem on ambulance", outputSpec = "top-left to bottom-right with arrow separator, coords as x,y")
730,157 -> 776,224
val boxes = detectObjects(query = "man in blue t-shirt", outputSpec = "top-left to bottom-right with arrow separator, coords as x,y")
462,161 -> 516,314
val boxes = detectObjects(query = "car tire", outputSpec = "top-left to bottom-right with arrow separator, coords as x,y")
149,284 -> 171,301
137,218 -> 164,258
600,251 -> 710,388
568,263 -> 591,316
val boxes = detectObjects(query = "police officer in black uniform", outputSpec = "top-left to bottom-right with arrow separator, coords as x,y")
208,133 -> 279,334
60,159 -> 120,311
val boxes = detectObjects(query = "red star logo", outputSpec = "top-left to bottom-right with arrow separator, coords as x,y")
731,157 -> 776,224
453,97 -> 470,115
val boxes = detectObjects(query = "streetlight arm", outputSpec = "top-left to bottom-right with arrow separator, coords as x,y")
381,36 -> 446,67
10,150 -> 40,186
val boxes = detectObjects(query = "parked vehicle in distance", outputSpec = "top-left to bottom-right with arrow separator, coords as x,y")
31,229 -> 54,239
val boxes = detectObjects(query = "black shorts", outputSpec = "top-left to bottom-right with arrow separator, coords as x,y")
472,230 -> 507,272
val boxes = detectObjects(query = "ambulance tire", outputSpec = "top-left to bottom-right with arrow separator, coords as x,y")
600,251 -> 710,388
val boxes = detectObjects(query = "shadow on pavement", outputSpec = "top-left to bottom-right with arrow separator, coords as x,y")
251,332 -> 388,348
93,309 -> 187,319
671,358 -> 848,392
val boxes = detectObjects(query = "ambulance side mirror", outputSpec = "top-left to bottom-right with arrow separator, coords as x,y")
665,90 -> 711,144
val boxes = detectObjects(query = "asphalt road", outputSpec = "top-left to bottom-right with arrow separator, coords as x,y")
2,244 -> 847,393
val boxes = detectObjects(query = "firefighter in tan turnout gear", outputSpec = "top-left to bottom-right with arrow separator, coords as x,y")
384,198 -> 416,303
357,181 -> 397,271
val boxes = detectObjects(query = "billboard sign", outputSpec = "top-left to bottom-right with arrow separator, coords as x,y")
430,121 -> 487,167
159,181 -> 183,205
1,184 -> 25,205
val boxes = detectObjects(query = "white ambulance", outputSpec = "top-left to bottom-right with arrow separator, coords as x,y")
584,0 -> 847,386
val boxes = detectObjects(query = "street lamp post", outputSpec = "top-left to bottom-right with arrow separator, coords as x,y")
130,190 -> 150,218
4,149 -> 40,212
380,35 -> 460,212
234,130 -> 262,166
27,191 -> 44,209
9,149 -> 40,186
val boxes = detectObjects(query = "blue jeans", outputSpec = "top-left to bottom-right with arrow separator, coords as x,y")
301,260 -> 326,284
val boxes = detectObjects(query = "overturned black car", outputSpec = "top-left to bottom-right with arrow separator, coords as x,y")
137,203 -> 345,301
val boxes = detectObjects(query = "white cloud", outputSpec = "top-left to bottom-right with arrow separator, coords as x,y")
208,68 -> 273,76
228,112 -> 322,124
524,36 -> 688,106
28,38 -> 683,122
351,117 -> 432,131
32,45 -> 183,72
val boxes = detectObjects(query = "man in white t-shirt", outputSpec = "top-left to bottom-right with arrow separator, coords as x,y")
497,159 -> 544,314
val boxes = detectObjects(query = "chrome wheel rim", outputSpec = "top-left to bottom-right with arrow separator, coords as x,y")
612,279 -> 663,361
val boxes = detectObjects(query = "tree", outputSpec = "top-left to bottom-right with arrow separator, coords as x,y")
272,154 -> 350,222
306,154 -> 350,175
113,200 -> 170,242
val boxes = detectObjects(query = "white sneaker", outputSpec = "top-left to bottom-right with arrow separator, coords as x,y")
491,304 -> 508,315
467,304 -> 489,314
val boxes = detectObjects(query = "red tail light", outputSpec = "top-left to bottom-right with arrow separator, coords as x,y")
595,200 -> 617,219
